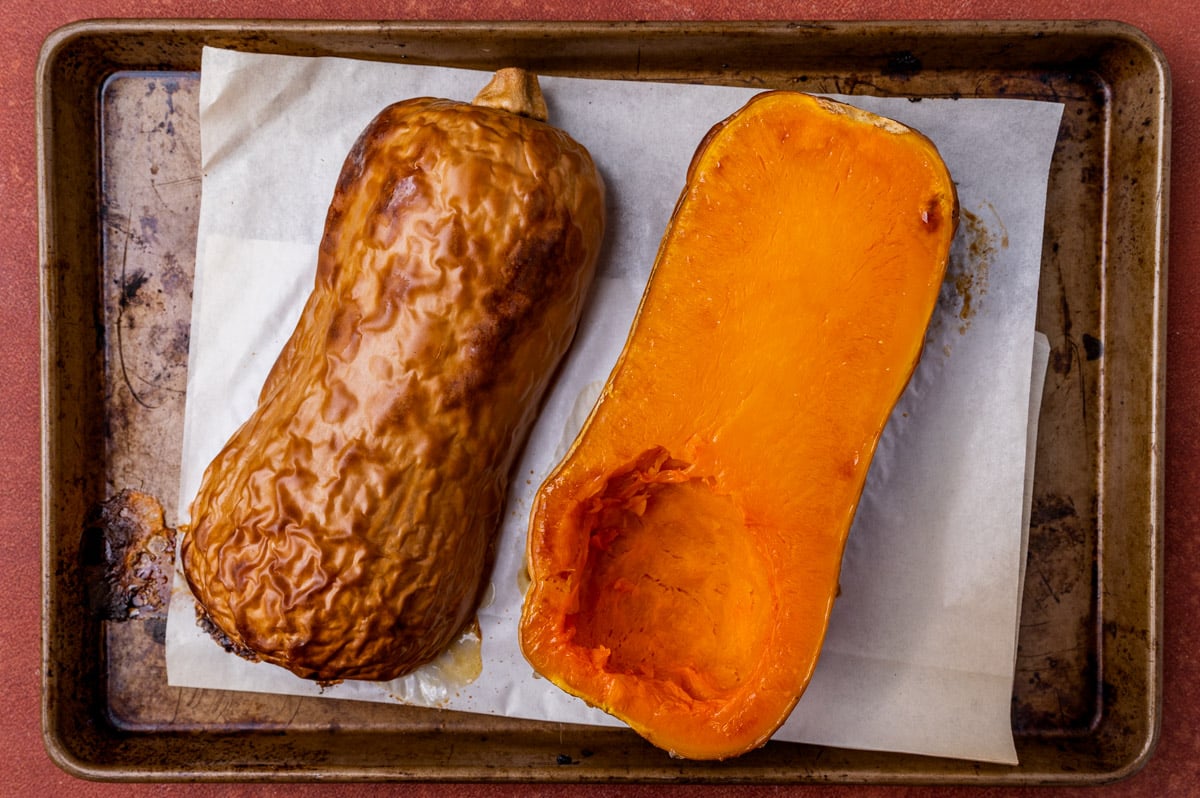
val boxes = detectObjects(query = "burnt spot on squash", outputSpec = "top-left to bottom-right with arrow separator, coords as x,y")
333,137 -> 369,201
195,604 -> 261,662
332,108 -> 387,205
444,208 -> 579,411
920,196 -> 944,232
497,223 -> 570,316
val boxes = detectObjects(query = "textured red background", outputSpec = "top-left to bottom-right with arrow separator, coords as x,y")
4,1 -> 1195,796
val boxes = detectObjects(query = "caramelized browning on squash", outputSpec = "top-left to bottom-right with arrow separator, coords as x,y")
519,92 -> 957,760
181,69 -> 605,682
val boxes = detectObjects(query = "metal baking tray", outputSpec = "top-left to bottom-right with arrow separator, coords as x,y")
38,18 -> 1167,784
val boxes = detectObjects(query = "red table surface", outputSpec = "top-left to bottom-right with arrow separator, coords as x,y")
4,1 -> 1195,796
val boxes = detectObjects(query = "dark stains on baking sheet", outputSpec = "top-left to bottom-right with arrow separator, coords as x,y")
94,72 -> 201,528
148,76 -> 182,116
99,75 -> 198,460
81,489 -> 177,622
120,268 -> 151,308
142,76 -> 184,145
1012,491 -> 1100,734
554,749 -> 594,766
1041,237 -> 1101,436
1012,643 -> 1101,735
1029,492 -> 1077,527
882,51 -> 922,78
101,205 -> 192,410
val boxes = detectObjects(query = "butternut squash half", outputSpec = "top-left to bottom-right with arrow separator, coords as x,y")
518,92 -> 957,760
182,69 -> 605,683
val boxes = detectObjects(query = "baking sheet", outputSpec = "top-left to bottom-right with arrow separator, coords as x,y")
38,19 -> 1167,784
164,48 -> 1064,765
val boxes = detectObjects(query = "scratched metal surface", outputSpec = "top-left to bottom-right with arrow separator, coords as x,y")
39,20 -> 1165,783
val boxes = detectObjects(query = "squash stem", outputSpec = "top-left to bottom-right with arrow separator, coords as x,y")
473,68 -> 549,122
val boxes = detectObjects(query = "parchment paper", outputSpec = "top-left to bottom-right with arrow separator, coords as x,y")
165,47 -> 1065,765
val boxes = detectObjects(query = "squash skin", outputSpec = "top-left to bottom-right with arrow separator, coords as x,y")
181,71 -> 605,682
519,92 -> 957,760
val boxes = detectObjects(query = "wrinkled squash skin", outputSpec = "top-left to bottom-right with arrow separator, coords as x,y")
519,92 -> 957,760
182,70 -> 605,682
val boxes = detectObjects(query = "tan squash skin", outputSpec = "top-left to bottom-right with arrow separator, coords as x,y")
181,69 -> 605,682
519,92 -> 956,760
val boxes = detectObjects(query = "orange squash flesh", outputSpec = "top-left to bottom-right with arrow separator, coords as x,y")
518,92 -> 957,760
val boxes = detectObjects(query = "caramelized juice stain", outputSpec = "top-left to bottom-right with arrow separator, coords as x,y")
387,621 -> 484,706
930,202 -> 1008,349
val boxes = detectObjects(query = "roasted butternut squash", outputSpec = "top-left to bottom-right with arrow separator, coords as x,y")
519,92 -> 957,759
181,69 -> 605,682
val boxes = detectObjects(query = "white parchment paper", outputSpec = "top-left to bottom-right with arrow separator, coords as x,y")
165,47 -> 1065,765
